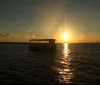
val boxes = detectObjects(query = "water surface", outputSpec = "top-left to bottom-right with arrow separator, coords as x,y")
0,43 -> 100,85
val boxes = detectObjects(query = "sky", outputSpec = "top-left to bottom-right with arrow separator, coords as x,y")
0,0 -> 100,42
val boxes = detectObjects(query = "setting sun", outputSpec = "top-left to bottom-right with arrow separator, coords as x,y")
63,32 -> 69,40
55,31 -> 71,43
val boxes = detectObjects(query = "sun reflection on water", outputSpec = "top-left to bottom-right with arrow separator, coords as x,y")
53,43 -> 73,84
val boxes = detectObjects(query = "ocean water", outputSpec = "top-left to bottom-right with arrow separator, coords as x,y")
0,43 -> 100,85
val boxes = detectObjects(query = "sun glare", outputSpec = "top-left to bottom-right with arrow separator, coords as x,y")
63,32 -> 69,40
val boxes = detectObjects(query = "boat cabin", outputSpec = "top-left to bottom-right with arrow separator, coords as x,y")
29,39 -> 56,43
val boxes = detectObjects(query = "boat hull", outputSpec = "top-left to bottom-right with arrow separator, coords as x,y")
29,43 -> 56,52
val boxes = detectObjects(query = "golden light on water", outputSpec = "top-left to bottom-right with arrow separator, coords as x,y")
53,43 -> 73,83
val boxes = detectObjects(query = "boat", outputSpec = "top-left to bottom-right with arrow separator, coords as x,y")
29,39 -> 56,51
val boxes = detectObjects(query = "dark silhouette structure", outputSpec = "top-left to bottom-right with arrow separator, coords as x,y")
29,39 -> 56,51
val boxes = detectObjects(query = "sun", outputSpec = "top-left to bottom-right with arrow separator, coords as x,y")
63,32 -> 69,40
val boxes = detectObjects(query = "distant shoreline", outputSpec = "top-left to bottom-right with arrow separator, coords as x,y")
0,42 -> 29,44
0,42 -> 100,44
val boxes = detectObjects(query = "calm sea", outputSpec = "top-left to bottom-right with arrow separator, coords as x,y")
0,43 -> 100,85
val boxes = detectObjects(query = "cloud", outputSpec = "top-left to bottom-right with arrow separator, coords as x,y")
28,29 -> 34,32
0,32 -> 21,38
24,34 -> 35,40
0,33 -> 11,37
